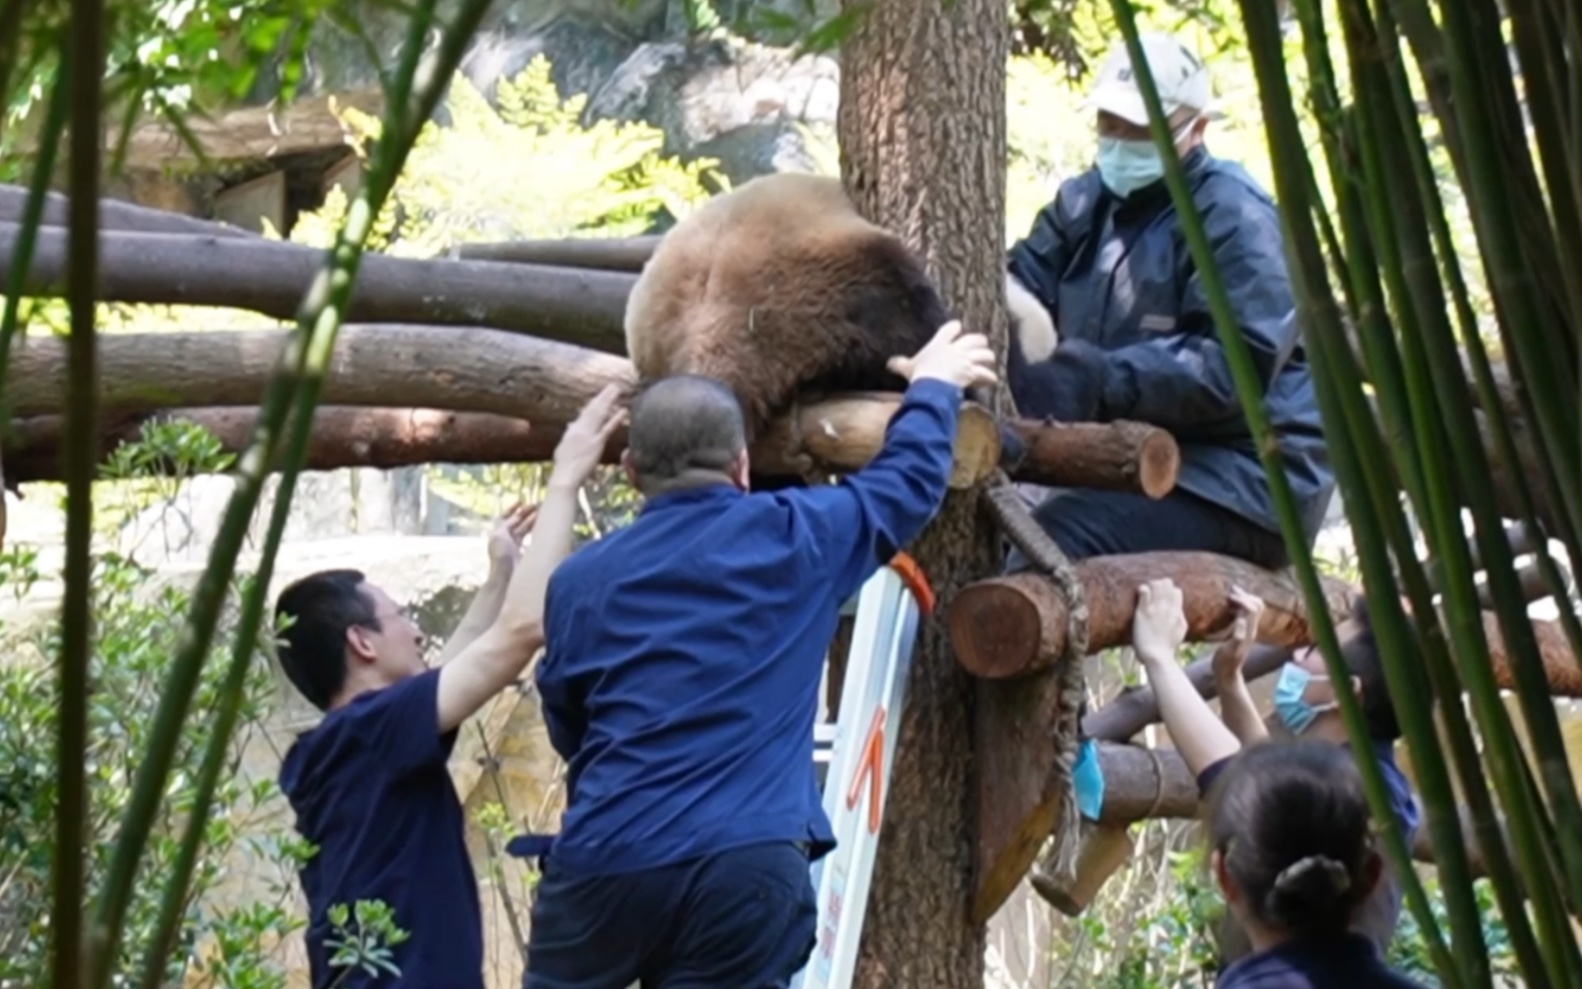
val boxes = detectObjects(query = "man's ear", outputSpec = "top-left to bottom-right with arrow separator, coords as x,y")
732,449 -> 752,492
620,449 -> 641,492
345,624 -> 378,666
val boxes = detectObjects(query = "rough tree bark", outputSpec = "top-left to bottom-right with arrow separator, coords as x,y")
838,0 -> 1008,985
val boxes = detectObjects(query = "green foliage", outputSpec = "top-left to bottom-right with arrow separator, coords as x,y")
1389,876 -> 1520,988
0,426 -> 305,987
285,58 -> 725,258
0,0 -> 337,172
324,900 -> 410,986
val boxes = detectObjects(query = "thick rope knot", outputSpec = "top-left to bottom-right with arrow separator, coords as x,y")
985,471 -> 1091,886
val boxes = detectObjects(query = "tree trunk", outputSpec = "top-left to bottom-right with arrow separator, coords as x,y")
838,0 -> 1008,985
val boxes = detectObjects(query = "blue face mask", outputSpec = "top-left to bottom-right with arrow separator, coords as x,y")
1096,137 -> 1166,198
1095,117 -> 1197,198
1273,663 -> 1338,735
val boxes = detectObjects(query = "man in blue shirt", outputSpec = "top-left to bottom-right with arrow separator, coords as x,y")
274,385 -> 625,989
1003,32 -> 1333,570
522,321 -> 997,989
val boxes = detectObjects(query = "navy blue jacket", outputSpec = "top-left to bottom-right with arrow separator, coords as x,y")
534,378 -> 961,877
1007,146 -> 1333,541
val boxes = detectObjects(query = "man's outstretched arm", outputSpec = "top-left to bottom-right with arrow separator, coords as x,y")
798,320 -> 999,601
434,385 -> 626,734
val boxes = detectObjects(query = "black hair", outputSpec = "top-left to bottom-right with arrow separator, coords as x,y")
274,569 -> 379,711
627,374 -> 747,495
1342,596 -> 1402,741
1206,741 -> 1376,936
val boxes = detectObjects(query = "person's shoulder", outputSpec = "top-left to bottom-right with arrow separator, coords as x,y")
1196,155 -> 1279,213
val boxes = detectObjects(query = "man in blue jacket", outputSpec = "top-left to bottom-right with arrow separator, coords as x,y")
1005,32 -> 1333,571
521,321 -> 996,989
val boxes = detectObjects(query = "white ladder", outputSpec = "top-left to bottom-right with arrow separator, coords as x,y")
793,553 -> 933,989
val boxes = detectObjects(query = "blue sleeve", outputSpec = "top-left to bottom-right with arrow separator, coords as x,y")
535,572 -> 587,766
1196,755 -> 1232,797
1092,187 -> 1300,437
351,668 -> 453,775
791,377 -> 961,602
1007,190 -> 1074,318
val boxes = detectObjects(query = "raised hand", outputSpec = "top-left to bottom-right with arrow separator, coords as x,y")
487,502 -> 540,567
1212,584 -> 1266,681
887,319 -> 999,391
1133,577 -> 1188,663
552,384 -> 628,484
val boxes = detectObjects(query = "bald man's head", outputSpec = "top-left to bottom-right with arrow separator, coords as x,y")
623,375 -> 750,497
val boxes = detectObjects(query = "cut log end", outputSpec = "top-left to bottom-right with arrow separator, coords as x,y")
948,579 -> 1043,677
1136,428 -> 1181,500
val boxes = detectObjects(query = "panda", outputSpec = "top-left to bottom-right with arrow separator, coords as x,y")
624,171 -> 1055,464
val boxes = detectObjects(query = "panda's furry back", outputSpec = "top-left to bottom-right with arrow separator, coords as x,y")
624,172 -> 953,439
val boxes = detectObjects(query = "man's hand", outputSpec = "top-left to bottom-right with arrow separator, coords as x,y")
1211,585 -> 1265,682
1133,578 -> 1188,664
487,502 -> 540,567
551,384 -> 628,484
887,320 -> 999,391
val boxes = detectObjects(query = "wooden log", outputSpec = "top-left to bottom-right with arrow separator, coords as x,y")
5,324 -> 635,423
1081,644 -> 1294,742
0,223 -> 635,354
0,184 -> 258,239
3,327 -> 1183,493
951,552 -> 1582,693
454,235 -> 660,272
1027,823 -> 1135,917
2,331 -> 1002,488
949,552 -> 1357,679
3,394 -> 1000,490
1,407 -> 559,481
1006,419 -> 1179,498
752,391 -> 1000,489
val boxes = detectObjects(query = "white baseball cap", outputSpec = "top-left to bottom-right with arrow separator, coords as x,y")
1086,33 -> 1217,126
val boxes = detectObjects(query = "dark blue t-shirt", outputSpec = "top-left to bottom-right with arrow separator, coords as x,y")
280,668 -> 483,989
534,378 -> 962,877
1217,931 -> 1428,989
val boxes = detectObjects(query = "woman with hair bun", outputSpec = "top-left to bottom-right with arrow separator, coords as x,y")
1205,741 -> 1426,987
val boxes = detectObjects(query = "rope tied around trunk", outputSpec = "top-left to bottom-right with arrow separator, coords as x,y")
984,470 -> 1091,886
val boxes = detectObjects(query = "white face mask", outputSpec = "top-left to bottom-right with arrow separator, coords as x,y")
1095,115 -> 1199,198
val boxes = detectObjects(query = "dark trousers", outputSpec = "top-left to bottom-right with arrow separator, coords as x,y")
523,841 -> 818,989
1005,487 -> 1291,572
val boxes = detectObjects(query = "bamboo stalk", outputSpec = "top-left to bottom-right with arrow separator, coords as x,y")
53,11 -> 104,989
1109,0 -> 1463,978
93,0 -> 500,982
1333,12 -> 1558,980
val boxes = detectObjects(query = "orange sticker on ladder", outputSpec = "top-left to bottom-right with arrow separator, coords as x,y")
846,707 -> 887,834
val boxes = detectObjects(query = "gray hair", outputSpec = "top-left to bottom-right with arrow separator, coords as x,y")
627,375 -> 748,495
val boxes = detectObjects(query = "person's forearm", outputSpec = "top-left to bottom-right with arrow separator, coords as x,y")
1214,670 -> 1269,745
1136,644 -> 1242,776
495,475 -> 582,638
435,558 -> 513,665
